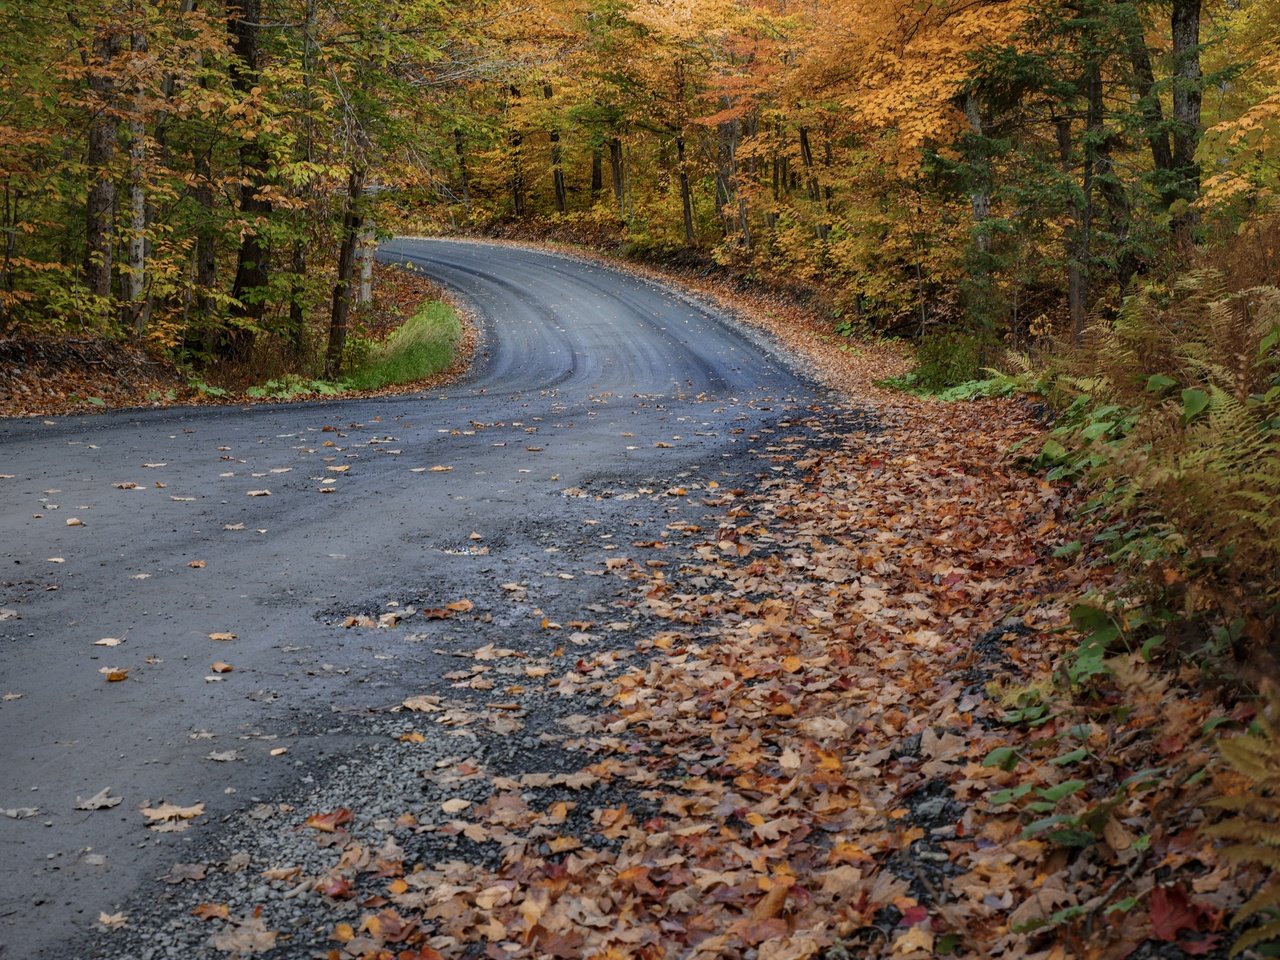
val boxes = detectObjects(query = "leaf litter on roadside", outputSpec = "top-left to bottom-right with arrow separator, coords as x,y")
145,397 -> 1257,959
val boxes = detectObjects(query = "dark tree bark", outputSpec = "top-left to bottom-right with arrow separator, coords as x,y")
225,0 -> 270,360
590,147 -> 603,202
1124,30 -> 1175,176
607,137 -> 624,215
675,134 -> 694,245
508,87 -> 526,218
543,85 -> 567,214
325,165 -> 366,379
454,128 -> 471,211
1057,117 -> 1087,340
84,25 -> 120,301
193,145 -> 216,321
125,24 -> 148,336
798,126 -> 828,239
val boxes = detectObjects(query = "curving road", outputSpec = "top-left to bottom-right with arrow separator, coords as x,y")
0,239 -> 819,957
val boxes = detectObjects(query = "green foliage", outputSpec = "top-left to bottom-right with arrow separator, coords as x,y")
1043,272 -> 1280,670
187,378 -> 227,398
1207,700 -> 1280,956
913,329 -> 1002,389
244,375 -> 345,400
344,302 -> 461,390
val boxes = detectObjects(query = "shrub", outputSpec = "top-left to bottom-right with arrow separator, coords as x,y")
914,328 -> 999,389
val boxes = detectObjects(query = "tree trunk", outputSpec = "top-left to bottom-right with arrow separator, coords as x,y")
326,165 -> 366,379
715,106 -> 735,239
84,25 -> 119,301
590,147 -> 603,202
1171,0 -> 1202,247
358,227 -> 373,305
1124,29 -> 1175,177
454,128 -> 471,212
1057,115 -> 1088,342
544,85 -> 567,214
798,126 -> 828,239
962,92 -> 991,252
676,134 -> 694,246
226,0 -> 270,360
125,27 -> 148,337
508,86 -> 526,218
194,146 -> 216,320
289,242 -> 306,354
607,137 -> 624,216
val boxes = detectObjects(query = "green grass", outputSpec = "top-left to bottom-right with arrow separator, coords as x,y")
877,371 -> 1021,401
345,301 -> 462,390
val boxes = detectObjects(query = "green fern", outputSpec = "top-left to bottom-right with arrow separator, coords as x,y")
1209,707 -> 1280,956
1052,273 -> 1280,664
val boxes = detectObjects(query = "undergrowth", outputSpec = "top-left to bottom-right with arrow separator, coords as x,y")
343,301 -> 461,391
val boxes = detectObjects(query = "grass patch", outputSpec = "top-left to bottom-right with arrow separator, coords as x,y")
877,371 -> 1021,401
345,301 -> 462,390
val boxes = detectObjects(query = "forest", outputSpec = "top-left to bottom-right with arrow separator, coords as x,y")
3,0 -> 1276,360
3,0 -> 1280,955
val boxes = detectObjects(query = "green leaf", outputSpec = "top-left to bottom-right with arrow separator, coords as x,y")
1139,633 -> 1166,660
1039,438 -> 1068,462
990,783 -> 1034,806
1050,748 -> 1089,766
1022,814 -> 1074,838
1106,896 -> 1139,915
1081,420 -> 1114,441
1146,374 -> 1177,392
983,746 -> 1020,771
1037,779 -> 1087,802
1053,541 -> 1082,558
1181,388 -> 1210,420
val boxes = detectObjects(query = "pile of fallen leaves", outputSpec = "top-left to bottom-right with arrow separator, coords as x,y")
0,334 -> 189,417
217,393 -> 1257,960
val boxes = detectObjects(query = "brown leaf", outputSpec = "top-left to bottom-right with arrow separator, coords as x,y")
305,808 -> 354,833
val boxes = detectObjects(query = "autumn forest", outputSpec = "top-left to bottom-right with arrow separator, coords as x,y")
3,0 -> 1276,357
3,0 -> 1280,957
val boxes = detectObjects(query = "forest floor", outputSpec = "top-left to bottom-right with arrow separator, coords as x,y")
0,264 -> 474,419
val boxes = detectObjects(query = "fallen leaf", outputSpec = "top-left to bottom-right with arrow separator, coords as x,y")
210,661 -> 233,673
208,632 -> 236,641
188,560 -> 206,568
94,637 -> 124,647
65,517 -> 84,526
402,695 -> 443,712
209,914 -> 277,955
141,802 -> 205,826
163,862 -> 207,883
305,808 -> 354,832
192,903 -> 231,921
100,667 -> 130,682
97,912 -> 127,930
75,788 -> 122,810
246,489 -> 271,497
